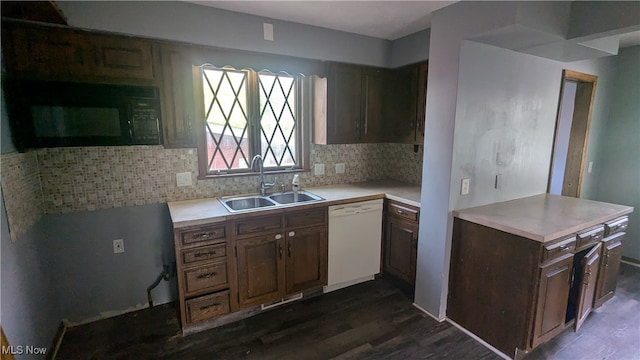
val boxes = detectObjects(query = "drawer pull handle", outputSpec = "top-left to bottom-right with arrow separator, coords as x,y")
197,272 -> 217,279
199,303 -> 220,311
195,233 -> 210,240
278,244 -> 283,259
559,244 -> 571,251
194,251 -> 217,258
396,209 -> 405,215
288,242 -> 292,258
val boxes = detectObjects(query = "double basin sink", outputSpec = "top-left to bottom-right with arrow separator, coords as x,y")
219,190 -> 324,213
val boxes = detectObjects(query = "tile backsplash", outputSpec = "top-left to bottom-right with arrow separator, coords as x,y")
1,142 -> 423,222
0,151 -> 43,240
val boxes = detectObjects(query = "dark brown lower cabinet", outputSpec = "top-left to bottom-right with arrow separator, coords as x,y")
593,231 -> 625,308
286,226 -> 328,294
384,217 -> 418,285
531,254 -> 573,348
235,207 -> 328,310
383,200 -> 420,287
236,234 -> 286,308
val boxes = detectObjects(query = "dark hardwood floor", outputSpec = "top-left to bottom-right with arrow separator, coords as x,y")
57,264 -> 640,360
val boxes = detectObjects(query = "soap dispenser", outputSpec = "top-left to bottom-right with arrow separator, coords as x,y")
291,174 -> 300,193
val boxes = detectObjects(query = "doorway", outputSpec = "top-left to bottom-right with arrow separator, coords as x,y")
548,70 -> 598,197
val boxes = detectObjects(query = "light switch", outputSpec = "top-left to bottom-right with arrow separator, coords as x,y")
588,161 -> 593,173
314,164 -> 325,176
335,163 -> 346,174
263,23 -> 274,41
461,178 -> 470,195
494,174 -> 502,189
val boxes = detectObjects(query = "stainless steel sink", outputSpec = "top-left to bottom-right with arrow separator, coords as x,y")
269,191 -> 324,204
221,196 -> 278,212
219,191 -> 324,212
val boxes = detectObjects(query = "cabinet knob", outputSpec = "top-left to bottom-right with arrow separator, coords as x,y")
288,231 -> 295,237
275,234 -> 282,240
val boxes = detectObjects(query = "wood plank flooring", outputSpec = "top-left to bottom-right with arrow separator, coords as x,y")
57,263 -> 640,359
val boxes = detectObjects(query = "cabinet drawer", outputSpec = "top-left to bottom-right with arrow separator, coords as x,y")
185,290 -> 230,324
576,226 -> 605,250
388,201 -> 419,222
605,217 -> 628,236
235,214 -> 283,236
183,262 -> 228,294
180,224 -> 225,247
542,237 -> 576,263
285,208 -> 326,228
181,243 -> 226,266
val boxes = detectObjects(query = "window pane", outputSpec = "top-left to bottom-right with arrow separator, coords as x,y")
259,73 -> 297,168
202,68 -> 250,172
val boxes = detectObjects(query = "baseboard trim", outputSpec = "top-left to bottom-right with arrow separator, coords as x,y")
411,302 -> 445,322
46,322 -> 66,360
621,257 -> 640,268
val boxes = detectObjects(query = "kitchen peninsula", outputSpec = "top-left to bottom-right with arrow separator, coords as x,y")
448,194 -> 633,359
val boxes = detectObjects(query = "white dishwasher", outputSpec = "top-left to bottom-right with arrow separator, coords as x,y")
324,199 -> 384,293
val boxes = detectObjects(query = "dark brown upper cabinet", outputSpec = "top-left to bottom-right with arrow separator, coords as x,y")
387,61 -> 428,144
315,62 -> 387,144
1,20 -> 155,85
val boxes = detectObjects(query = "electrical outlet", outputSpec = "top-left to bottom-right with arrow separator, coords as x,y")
461,178 -> 470,195
314,163 -> 325,176
335,163 -> 346,174
113,239 -> 124,254
176,172 -> 192,187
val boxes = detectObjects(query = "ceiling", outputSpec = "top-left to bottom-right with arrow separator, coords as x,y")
185,1 -> 457,40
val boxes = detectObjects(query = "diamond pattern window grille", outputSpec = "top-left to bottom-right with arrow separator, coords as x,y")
199,66 -> 302,175
202,67 -> 250,172
258,73 -> 297,168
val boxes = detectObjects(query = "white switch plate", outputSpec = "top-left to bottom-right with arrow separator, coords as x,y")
176,172 -> 192,187
314,164 -> 325,176
335,163 -> 346,174
263,23 -> 274,41
588,161 -> 593,173
461,178 -> 470,195
113,239 -> 124,254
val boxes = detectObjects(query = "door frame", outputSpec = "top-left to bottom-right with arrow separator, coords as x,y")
548,70 -> 598,197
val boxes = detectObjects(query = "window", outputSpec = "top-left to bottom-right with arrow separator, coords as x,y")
197,65 -> 307,176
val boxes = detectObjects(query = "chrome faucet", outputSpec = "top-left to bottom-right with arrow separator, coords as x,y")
251,154 -> 275,196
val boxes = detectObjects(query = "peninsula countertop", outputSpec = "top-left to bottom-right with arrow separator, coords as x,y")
168,181 -> 421,228
453,194 -> 633,243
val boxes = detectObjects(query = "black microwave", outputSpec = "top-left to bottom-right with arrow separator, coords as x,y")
4,80 -> 163,150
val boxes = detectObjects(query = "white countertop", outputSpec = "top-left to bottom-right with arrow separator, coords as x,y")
453,194 -> 633,243
168,181 -> 421,228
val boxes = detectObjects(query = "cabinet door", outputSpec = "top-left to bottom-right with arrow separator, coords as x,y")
360,67 -> 387,143
415,61 -> 428,144
388,64 -> 418,143
90,34 -> 154,80
326,63 -> 361,144
2,22 -> 90,79
594,232 -> 624,308
159,44 -> 196,148
236,234 -> 286,308
384,217 -> 418,285
285,226 -> 328,294
531,254 -> 573,348
575,242 -> 601,331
